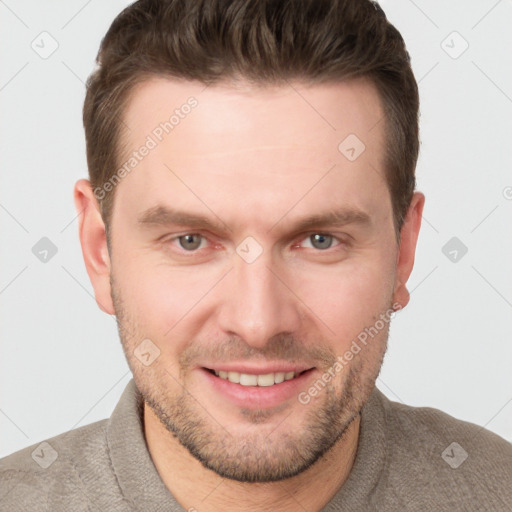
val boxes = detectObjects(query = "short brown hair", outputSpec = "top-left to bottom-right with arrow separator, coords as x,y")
83,0 -> 419,240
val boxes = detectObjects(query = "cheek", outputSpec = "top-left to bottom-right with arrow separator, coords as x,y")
293,257 -> 394,343
116,258 -> 217,346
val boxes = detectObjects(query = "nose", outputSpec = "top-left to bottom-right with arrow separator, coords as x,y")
216,247 -> 303,349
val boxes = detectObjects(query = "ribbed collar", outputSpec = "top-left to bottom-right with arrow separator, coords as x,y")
107,379 -> 183,511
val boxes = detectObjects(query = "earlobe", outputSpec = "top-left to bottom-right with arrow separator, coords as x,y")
392,192 -> 425,310
73,179 -> 115,315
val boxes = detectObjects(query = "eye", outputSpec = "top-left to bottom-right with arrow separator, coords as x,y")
165,232 -> 345,256
301,233 -> 342,251
176,233 -> 206,251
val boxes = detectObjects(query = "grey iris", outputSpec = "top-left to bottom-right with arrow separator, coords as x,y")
179,234 -> 202,250
310,234 -> 333,250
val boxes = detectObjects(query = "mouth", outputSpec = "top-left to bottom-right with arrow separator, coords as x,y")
199,364 -> 317,410
203,368 -> 312,387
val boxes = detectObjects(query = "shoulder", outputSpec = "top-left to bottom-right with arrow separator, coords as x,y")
0,419 -> 109,512
384,395 -> 512,463
376,390 -> 512,511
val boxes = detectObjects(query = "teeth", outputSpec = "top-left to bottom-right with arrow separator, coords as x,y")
227,371 -> 240,383
274,372 -> 285,384
239,373 -> 258,386
257,373 -> 275,387
214,370 -> 297,386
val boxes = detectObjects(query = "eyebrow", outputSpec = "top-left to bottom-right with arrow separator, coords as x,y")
137,204 -> 372,234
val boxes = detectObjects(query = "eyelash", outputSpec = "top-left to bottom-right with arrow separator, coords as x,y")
163,232 -> 347,256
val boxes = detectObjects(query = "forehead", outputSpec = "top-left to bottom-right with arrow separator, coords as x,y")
114,76 -> 389,230
121,76 -> 384,152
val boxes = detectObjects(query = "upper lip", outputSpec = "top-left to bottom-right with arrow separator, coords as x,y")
201,363 -> 315,374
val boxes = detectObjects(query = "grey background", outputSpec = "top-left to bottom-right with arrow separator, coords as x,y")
1,0 -> 511,457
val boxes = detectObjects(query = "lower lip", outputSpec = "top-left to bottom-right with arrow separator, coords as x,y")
199,368 -> 315,409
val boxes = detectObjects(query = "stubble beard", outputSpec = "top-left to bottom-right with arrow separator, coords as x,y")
111,275 -> 389,483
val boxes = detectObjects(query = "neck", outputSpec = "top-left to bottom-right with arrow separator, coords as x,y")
144,403 -> 360,512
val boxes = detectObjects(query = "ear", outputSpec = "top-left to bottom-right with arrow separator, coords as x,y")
73,179 -> 115,315
392,191 -> 425,310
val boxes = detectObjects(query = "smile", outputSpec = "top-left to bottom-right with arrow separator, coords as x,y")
199,366 -> 316,409
205,369 -> 308,387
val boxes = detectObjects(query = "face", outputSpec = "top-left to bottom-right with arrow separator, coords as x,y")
86,77 -> 417,482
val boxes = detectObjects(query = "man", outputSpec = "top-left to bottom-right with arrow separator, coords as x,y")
1,0 -> 511,510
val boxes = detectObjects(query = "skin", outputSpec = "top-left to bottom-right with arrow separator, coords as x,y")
74,76 -> 424,511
